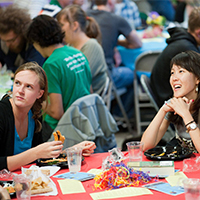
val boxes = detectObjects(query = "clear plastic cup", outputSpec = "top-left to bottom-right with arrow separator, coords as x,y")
66,147 -> 82,173
126,141 -> 143,162
183,157 -> 200,172
13,174 -> 32,200
183,178 -> 200,200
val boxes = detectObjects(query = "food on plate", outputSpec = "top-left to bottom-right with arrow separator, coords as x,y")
31,177 -> 53,195
1,182 -> 15,194
151,151 -> 178,157
25,169 -> 50,176
157,152 -> 165,157
53,130 -> 65,144
41,157 -> 67,165
4,185 -> 15,194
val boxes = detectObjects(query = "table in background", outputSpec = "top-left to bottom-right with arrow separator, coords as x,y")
11,152 -> 200,200
117,31 -> 169,70
0,73 -> 13,99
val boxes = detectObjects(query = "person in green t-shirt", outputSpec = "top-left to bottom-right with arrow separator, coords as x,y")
27,15 -> 92,141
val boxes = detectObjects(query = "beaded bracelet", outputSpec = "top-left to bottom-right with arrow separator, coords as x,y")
185,120 -> 195,127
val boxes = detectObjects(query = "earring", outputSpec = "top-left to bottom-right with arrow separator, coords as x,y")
196,85 -> 199,93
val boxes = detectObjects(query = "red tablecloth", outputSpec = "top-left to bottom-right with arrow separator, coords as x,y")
11,152 -> 200,200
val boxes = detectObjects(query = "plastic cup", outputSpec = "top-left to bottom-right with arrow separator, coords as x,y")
183,178 -> 200,200
126,141 -> 143,162
13,174 -> 32,200
66,147 -> 82,173
183,157 -> 200,172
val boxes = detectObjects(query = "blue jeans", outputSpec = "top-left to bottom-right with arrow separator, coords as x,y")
111,67 -> 133,89
111,67 -> 134,118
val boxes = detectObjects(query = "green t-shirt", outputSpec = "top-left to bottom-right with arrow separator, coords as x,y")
43,45 -> 91,129
49,0 -> 61,8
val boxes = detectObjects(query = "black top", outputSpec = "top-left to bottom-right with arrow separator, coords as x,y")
150,27 -> 200,107
0,41 -> 45,72
0,97 -> 43,170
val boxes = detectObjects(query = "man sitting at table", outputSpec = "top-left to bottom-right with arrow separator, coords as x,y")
151,6 -> 200,108
0,6 -> 45,72
87,0 -> 142,118
27,15 -> 92,142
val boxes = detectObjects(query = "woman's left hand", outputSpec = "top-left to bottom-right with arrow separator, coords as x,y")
166,97 -> 193,117
75,141 -> 96,156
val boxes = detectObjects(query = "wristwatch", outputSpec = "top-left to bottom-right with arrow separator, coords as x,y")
186,122 -> 198,132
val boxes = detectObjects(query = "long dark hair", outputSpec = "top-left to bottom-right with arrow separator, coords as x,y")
168,51 -> 200,125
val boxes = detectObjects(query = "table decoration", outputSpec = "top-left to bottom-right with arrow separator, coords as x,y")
94,161 -> 154,190
143,11 -> 166,39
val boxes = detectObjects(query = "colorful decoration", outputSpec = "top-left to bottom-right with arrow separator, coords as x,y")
146,11 -> 166,26
94,161 -> 154,190
142,11 -> 166,38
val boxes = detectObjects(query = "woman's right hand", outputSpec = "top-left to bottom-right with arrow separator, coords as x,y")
162,99 -> 174,113
35,141 -> 63,159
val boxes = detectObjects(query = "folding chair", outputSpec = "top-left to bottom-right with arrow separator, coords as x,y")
101,69 -> 134,135
140,74 -> 174,141
100,76 -> 110,100
134,50 -> 162,136
49,94 -> 119,153
140,74 -> 159,111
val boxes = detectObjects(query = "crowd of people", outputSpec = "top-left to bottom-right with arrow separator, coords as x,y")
0,0 -> 200,179
0,0 -> 141,172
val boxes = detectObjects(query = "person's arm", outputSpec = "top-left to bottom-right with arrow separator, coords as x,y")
90,85 -> 93,94
166,97 -> 200,153
113,48 -> 122,67
141,104 -> 172,151
118,30 -> 142,49
45,93 -> 64,120
7,141 -> 63,171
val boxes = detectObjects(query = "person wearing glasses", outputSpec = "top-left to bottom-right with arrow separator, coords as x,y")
0,6 -> 45,72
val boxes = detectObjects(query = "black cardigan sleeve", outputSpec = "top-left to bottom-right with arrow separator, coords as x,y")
0,98 -> 15,170
0,98 -> 44,170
